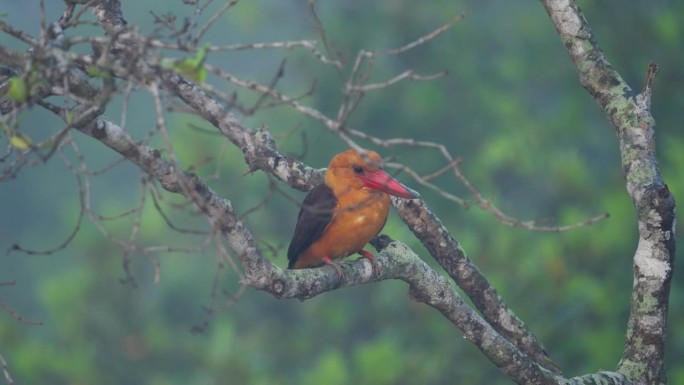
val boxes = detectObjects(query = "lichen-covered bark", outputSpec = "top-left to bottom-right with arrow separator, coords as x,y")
160,71 -> 323,191
392,197 -> 559,372
540,1 -> 676,384
75,116 -> 563,385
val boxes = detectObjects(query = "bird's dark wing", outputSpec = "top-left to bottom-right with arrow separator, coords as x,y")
287,184 -> 337,268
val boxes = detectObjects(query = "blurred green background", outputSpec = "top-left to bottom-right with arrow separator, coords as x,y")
1,1 -> 682,384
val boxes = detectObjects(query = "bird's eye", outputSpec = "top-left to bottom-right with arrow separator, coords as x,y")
352,165 -> 364,175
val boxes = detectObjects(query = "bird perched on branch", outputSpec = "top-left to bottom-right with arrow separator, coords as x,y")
287,148 -> 419,272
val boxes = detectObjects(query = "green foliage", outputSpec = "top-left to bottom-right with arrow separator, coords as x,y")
353,340 -> 403,385
8,132 -> 32,150
301,349 -> 349,385
86,65 -> 112,80
7,76 -> 27,102
162,45 -> 209,84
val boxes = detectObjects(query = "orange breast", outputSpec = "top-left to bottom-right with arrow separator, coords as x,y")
291,189 -> 390,268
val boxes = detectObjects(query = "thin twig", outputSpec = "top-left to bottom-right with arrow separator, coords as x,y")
307,0 -> 345,74
0,352 -> 15,385
386,162 -> 469,207
0,300 -> 42,325
642,62 -> 659,93
6,137 -> 85,256
377,12 -> 465,56
148,180 -> 209,235
192,0 -> 239,44
348,70 -> 448,92
0,19 -> 38,45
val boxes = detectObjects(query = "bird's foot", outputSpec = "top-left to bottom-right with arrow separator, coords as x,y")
357,250 -> 381,276
322,256 -> 344,278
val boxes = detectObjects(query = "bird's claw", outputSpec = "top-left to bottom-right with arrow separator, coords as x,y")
357,250 -> 381,277
322,256 -> 344,278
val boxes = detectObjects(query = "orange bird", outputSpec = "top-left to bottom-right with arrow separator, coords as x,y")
287,149 -> 418,270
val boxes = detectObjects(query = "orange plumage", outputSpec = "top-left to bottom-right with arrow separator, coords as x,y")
287,149 -> 418,269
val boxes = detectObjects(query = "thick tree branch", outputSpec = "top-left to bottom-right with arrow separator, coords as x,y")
74,114 -> 637,385
392,197 -> 560,372
540,1 -> 675,384
161,69 -> 562,372
74,115 -> 563,384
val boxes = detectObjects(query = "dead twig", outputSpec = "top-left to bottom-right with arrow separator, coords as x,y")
0,352 -> 15,385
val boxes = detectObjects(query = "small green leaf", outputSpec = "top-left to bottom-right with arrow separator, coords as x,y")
39,138 -> 55,149
176,62 -> 207,83
87,66 -> 102,77
165,44 -> 210,84
186,44 -> 208,69
86,66 -> 111,80
65,110 -> 75,124
9,132 -> 31,150
7,76 -> 28,102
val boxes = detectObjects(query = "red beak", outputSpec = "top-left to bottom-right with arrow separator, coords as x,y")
360,169 -> 419,199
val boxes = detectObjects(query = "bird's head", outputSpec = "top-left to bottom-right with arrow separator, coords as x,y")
325,149 -> 419,199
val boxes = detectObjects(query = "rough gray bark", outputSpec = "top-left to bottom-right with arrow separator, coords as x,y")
541,1 -> 676,384
78,115 -> 561,384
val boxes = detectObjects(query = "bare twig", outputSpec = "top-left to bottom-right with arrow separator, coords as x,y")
121,178 -> 149,287
382,139 -> 608,231
6,137 -> 85,256
205,63 -> 333,124
307,0 -> 345,73
60,0 -> 96,29
0,19 -> 38,45
386,162 -> 469,207
38,0 -> 48,43
377,12 -> 465,56
348,70 -> 448,92
642,62 -> 658,93
0,300 -> 42,325
0,352 -> 15,385
192,0 -> 239,45
148,181 -> 210,236
245,59 -> 287,114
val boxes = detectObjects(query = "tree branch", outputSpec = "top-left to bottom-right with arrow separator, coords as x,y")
0,352 -> 15,385
540,1 -> 676,384
160,69 -> 561,372
70,113 -> 568,384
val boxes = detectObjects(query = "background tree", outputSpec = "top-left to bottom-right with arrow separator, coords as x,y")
0,1 -> 680,384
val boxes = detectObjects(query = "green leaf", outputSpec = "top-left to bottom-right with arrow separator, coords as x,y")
9,132 -> 32,150
8,76 -> 28,102
65,110 -> 75,124
186,44 -> 209,69
38,138 -> 55,149
301,350 -> 348,385
166,44 -> 210,84
86,66 -> 106,79
175,61 -> 207,83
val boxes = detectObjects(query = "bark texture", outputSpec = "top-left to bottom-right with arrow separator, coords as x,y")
541,1 -> 676,384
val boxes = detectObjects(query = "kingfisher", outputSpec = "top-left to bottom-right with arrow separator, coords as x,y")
287,149 -> 418,270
